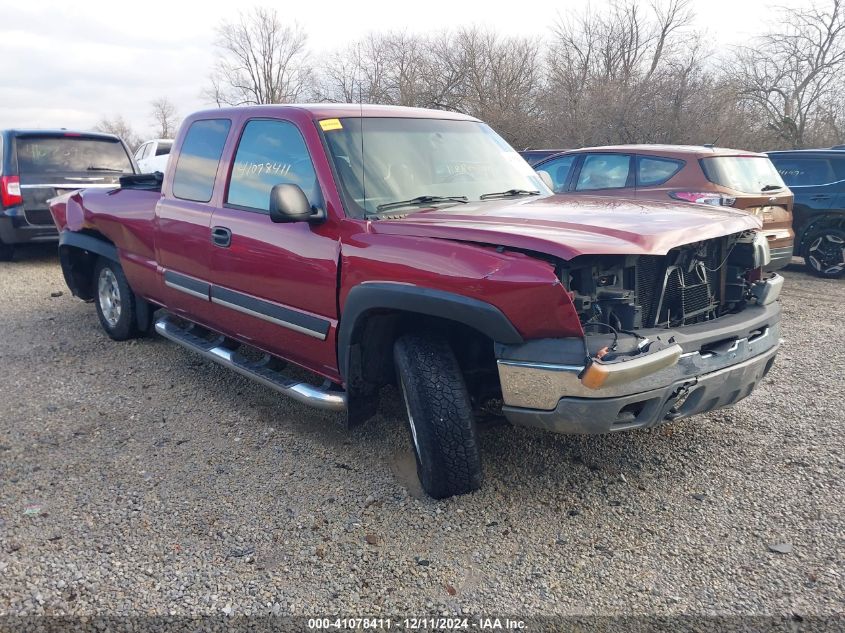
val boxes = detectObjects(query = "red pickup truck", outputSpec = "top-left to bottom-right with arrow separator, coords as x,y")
50,104 -> 783,499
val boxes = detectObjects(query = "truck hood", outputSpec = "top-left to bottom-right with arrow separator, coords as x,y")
370,194 -> 762,260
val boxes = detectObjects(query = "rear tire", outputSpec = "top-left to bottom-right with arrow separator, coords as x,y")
393,333 -> 483,499
94,258 -> 141,340
0,240 -> 13,262
803,225 -> 845,279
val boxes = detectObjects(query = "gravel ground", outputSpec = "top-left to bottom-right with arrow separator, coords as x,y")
0,245 -> 843,622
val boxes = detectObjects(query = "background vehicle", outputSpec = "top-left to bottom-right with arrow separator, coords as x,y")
134,138 -> 173,173
767,149 -> 845,278
50,105 -> 782,499
518,149 -> 569,166
533,145 -> 795,271
0,129 -> 135,261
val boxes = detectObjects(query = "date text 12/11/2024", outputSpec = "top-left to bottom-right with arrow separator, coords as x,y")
307,617 -> 527,630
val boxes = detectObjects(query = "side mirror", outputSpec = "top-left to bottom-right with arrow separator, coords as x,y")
537,170 -> 554,191
269,184 -> 314,223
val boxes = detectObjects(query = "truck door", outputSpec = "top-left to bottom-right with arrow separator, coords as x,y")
154,118 -> 232,318
207,117 -> 340,379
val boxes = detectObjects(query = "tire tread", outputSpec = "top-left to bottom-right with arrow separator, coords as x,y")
394,333 -> 482,498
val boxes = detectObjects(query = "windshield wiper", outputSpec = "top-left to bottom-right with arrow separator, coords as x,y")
479,188 -> 540,200
761,184 -> 783,192
376,195 -> 468,212
87,165 -> 123,172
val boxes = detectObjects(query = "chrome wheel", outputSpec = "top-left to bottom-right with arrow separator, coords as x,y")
399,378 -> 421,459
807,231 -> 845,276
97,267 -> 122,328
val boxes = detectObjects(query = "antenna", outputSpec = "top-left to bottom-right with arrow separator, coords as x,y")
359,64 -> 365,209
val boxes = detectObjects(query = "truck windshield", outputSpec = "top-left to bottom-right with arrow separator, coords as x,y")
700,156 -> 786,194
321,117 -> 549,216
16,136 -> 134,175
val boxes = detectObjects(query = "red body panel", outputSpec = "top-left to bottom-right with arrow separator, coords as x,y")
208,208 -> 341,377
49,104 -> 764,387
337,222 -> 583,340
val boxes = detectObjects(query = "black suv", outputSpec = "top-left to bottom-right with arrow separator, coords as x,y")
767,149 -> 845,278
0,130 -> 136,260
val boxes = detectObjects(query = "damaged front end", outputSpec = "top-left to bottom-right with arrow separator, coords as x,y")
495,230 -> 783,434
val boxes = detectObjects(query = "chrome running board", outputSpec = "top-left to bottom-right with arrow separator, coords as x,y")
154,314 -> 347,412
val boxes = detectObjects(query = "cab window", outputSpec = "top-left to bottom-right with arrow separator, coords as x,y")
227,119 -> 319,212
172,119 -> 232,202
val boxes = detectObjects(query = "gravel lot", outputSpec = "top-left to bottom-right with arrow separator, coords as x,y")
0,245 -> 843,621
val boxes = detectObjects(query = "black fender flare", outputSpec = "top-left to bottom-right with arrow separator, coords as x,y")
58,230 -> 154,330
337,282 -> 524,381
59,230 -> 118,261
57,230 -> 119,301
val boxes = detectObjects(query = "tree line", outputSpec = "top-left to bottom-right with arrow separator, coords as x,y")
98,0 -> 845,152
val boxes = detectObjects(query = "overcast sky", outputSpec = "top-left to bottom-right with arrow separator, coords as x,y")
0,0 -> 808,139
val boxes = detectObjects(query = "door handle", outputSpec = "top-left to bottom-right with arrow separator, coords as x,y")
810,194 -> 832,201
211,226 -> 232,248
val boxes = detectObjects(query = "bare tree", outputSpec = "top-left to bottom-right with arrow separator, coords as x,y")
205,7 -> 312,106
95,115 -> 142,151
542,0 -> 713,148
452,27 -> 544,145
730,0 -> 845,148
243,1 -> 844,151
316,31 -> 465,109
150,98 -> 179,138
314,27 -> 541,146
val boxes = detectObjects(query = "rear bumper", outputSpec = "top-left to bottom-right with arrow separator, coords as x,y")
497,301 -> 781,434
0,209 -> 58,244
763,228 -> 794,271
767,245 -> 793,270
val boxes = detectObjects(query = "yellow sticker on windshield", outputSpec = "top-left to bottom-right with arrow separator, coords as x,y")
319,118 -> 343,131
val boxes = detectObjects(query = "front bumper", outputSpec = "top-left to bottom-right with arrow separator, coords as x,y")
497,301 -> 781,434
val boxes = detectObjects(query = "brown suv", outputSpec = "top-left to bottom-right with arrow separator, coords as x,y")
532,145 -> 794,270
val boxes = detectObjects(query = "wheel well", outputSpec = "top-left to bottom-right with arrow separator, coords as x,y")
345,309 -> 500,410
58,230 -> 116,301
797,213 -> 845,254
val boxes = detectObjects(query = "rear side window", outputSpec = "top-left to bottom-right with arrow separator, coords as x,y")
576,154 -> 631,191
700,156 -> 785,194
16,136 -> 133,175
172,119 -> 231,202
536,155 -> 576,193
227,119 -> 318,212
769,156 -> 845,186
637,156 -> 683,186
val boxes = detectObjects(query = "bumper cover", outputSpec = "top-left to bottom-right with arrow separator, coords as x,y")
498,301 -> 781,434
766,245 -> 793,271
0,213 -> 58,245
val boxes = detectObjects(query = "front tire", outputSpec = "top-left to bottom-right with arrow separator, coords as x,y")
803,225 -> 845,278
94,258 -> 141,340
393,333 -> 483,499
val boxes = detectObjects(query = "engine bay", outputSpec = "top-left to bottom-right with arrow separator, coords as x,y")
560,231 -> 766,332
